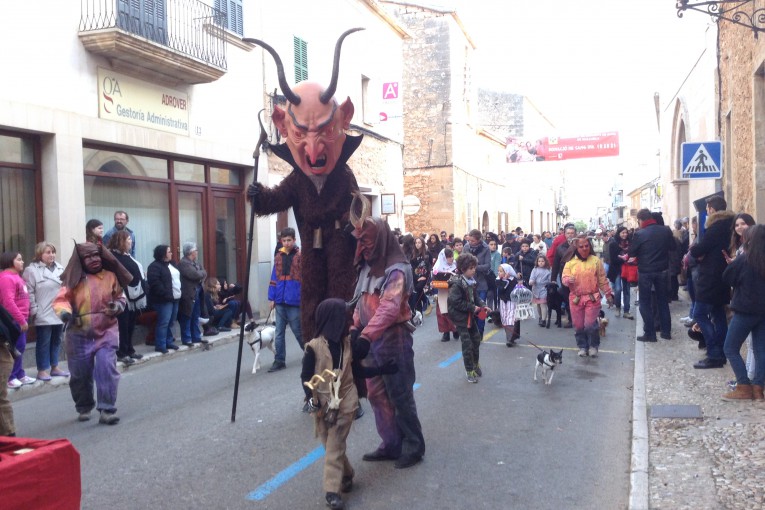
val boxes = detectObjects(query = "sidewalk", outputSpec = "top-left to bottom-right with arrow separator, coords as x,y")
631,291 -> 765,510
7,327 -> 246,403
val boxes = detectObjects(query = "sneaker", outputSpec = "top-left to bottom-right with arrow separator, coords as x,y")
441,332 -> 450,342
167,343 -> 179,350
198,317 -> 210,325
99,411 -> 120,425
622,312 -> 634,320
19,376 -> 36,385
267,361 -> 286,373
590,347 -> 599,358
7,378 -> 22,389
614,309 -> 621,318
637,335 -> 657,342
77,411 -> 91,422
129,353 -> 143,360
466,371 -> 478,383
578,348 -> 587,357
475,364 -> 483,377
679,316 -> 691,323
118,356 -> 135,365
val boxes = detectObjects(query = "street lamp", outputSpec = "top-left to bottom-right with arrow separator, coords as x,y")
677,1 -> 765,36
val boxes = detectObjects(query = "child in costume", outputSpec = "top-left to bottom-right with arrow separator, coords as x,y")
529,254 -> 552,326
432,248 -> 458,342
497,263 -> 522,347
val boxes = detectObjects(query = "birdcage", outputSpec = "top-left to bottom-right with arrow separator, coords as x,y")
511,283 -> 536,321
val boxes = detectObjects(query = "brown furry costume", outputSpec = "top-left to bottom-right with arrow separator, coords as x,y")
251,138 -> 360,342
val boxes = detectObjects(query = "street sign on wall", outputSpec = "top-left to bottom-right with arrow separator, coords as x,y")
681,141 -> 722,179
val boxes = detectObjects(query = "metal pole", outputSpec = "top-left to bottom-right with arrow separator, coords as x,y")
231,110 -> 268,423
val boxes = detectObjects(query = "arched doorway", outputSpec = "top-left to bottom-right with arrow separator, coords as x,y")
482,211 -> 490,232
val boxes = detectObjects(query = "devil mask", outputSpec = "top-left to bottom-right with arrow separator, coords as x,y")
61,242 -> 133,289
244,29 -> 362,177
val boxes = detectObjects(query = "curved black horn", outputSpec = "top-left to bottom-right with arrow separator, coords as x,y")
320,28 -> 365,104
243,38 -> 301,105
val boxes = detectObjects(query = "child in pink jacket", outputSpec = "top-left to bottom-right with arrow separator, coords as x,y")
0,252 -> 33,388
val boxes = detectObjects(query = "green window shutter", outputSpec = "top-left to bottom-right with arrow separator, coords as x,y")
214,0 -> 243,36
293,36 -> 308,83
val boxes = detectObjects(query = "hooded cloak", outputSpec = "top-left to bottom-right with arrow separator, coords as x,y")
61,242 -> 133,289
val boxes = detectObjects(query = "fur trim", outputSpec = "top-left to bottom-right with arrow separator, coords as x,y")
705,210 -> 735,228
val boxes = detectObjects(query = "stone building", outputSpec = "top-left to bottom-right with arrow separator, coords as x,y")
381,1 -> 557,237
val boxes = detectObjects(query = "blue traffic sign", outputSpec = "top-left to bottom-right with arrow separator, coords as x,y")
681,141 -> 722,179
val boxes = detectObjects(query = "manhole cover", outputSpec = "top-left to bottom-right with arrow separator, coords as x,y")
650,404 -> 703,419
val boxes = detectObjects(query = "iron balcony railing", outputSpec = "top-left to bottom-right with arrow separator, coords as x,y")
80,0 -> 227,70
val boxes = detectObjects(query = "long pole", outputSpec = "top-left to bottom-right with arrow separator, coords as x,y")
231,110 -> 268,423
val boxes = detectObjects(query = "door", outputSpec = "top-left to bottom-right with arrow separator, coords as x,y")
177,188 -> 206,264
211,191 -> 243,284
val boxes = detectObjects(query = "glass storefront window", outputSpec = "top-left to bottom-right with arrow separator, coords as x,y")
0,167 -> 37,257
174,161 -> 205,183
210,166 -> 240,186
84,176 -> 171,265
0,134 -> 34,164
83,148 -> 168,179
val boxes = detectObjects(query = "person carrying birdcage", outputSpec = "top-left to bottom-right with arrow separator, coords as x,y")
561,235 -> 613,358
496,263 -> 522,347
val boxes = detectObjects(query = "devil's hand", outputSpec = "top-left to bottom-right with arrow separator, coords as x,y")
352,335 -> 370,361
247,182 -> 263,205
59,311 -> 72,323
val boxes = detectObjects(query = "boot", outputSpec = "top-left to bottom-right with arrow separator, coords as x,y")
441,332 -> 450,342
753,385 -> 764,401
722,384 -> 753,401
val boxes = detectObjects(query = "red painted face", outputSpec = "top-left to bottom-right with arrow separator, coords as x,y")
273,82 -> 354,177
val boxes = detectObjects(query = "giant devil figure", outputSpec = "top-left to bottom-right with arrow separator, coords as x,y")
246,29 -> 363,342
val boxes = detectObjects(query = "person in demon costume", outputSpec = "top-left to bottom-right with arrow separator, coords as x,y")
245,29 -> 363,343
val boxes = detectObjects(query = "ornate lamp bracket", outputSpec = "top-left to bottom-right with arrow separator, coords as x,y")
677,0 -> 765,36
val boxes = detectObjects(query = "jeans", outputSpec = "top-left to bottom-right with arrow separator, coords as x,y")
638,271 -> 671,338
694,301 -> 729,361
178,287 -> 202,343
274,304 -> 302,364
35,324 -> 64,371
9,331 -> 27,381
153,300 -> 179,350
611,277 -> 631,313
723,313 -> 765,385
116,308 -> 137,357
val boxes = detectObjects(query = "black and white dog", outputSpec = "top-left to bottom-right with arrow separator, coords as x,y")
534,349 -> 564,385
545,283 -> 564,328
246,321 -> 276,374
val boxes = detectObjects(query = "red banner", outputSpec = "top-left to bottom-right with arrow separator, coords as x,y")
506,132 -> 619,163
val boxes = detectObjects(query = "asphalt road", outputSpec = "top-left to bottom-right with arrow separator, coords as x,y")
12,305 -> 636,510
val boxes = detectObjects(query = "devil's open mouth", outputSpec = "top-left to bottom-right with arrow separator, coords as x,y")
307,155 -> 327,169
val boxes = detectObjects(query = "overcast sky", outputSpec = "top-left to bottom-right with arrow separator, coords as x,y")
451,0 -> 713,218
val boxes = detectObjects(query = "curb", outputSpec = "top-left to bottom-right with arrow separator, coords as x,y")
629,309 -> 649,510
8,329 -> 250,403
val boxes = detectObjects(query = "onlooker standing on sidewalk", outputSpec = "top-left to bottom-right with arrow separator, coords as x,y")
607,227 -> 634,320
267,228 -> 302,373
1,252 -> 34,389
721,225 -> 765,401
689,197 -> 736,368
178,242 -> 207,346
102,210 -> 136,257
108,231 -> 145,365
487,237 -> 501,310
146,245 -> 180,354
629,209 -> 674,343
23,242 -> 68,381
85,219 -> 104,245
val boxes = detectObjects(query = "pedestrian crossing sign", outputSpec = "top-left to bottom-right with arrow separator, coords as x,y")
681,141 -> 722,179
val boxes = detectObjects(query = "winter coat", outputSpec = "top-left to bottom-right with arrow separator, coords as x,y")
515,248 -> 538,283
690,210 -> 736,305
529,267 -> 551,300
722,253 -> 765,316
23,261 -> 64,326
0,270 -> 30,326
607,240 -> 629,282
147,260 -> 175,304
465,240 -> 492,292
268,247 -> 302,307
178,256 -> 207,316
628,222 -> 674,273
447,274 -> 486,328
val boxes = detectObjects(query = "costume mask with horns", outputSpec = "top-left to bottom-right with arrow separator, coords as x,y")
244,28 -> 363,178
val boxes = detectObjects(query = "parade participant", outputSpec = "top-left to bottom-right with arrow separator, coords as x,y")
348,197 -> 425,469
448,253 -> 491,377
246,29 -> 363,343
301,298 -> 398,509
433,248 -> 458,342
496,262 -> 522,347
53,242 -> 132,424
562,235 -> 613,357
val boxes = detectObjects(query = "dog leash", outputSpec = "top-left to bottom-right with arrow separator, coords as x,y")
525,338 -> 547,353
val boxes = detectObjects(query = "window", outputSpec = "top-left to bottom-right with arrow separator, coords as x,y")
294,36 -> 308,83
117,0 -> 168,44
214,0 -> 243,36
0,133 -> 39,257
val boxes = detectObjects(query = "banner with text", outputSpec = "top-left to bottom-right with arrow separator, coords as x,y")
97,68 -> 189,136
506,132 -> 619,163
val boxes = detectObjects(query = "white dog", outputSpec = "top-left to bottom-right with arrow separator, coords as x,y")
533,349 -> 563,385
246,322 -> 276,374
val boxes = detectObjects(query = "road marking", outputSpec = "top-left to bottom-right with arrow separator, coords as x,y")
482,340 -> 621,354
246,445 -> 326,500
438,352 -> 463,368
246,383 -> 423,501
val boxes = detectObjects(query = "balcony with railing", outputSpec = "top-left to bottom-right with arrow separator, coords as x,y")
79,0 -> 227,86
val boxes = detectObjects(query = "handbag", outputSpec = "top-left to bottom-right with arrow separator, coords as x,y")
621,262 -> 639,284
126,279 -> 148,311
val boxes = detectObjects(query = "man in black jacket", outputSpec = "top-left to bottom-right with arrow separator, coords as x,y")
689,196 -> 736,368
629,209 -> 674,342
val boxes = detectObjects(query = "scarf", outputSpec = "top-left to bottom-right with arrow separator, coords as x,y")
433,248 -> 457,274
640,218 -> 657,229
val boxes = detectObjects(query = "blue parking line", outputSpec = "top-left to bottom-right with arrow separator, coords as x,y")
438,352 -> 463,368
413,383 -> 421,391
246,446 -> 325,501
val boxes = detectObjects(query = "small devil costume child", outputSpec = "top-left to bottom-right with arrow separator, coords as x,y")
349,197 -> 425,470
53,242 -> 132,424
301,298 -> 398,510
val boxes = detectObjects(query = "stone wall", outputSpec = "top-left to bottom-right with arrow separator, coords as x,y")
476,89 -> 524,138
